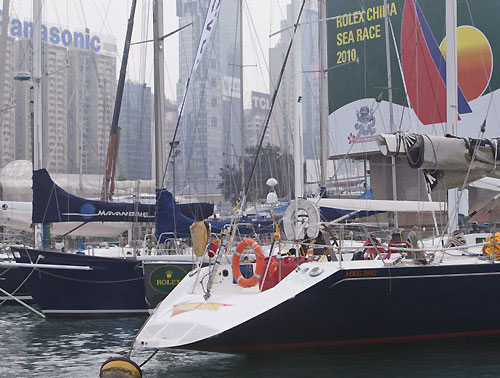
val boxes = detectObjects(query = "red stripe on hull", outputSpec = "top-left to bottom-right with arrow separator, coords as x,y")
201,329 -> 500,352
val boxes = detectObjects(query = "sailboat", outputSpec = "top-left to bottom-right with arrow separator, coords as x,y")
129,0 -> 500,353
6,0 -> 217,317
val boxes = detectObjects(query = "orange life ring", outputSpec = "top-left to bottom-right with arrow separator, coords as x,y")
232,238 -> 265,288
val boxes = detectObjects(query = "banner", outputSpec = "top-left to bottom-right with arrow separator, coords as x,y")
327,0 -> 500,156
251,91 -> 270,117
193,0 -> 222,74
178,0 -> 222,125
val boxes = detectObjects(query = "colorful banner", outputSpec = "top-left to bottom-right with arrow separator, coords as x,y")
327,0 -> 500,156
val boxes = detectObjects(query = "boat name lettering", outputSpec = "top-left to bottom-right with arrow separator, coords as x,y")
345,270 -> 377,278
96,210 -> 152,218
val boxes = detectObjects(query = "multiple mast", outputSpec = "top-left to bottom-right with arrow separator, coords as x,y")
24,0 -> 463,240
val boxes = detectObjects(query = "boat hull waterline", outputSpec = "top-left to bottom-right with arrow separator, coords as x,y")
135,260 -> 500,351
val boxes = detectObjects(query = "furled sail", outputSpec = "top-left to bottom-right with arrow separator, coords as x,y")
377,133 -> 500,190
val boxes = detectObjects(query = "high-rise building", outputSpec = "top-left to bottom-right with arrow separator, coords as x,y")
0,11 -> 117,174
175,0 -> 242,195
0,36 -> 19,165
269,0 -> 320,159
117,81 -> 152,181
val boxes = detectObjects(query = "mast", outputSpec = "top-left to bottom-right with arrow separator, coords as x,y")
153,0 -> 166,189
446,0 -> 459,233
101,0 -> 137,200
318,0 -> 328,196
384,0 -> 398,228
33,0 -> 43,248
239,0 -> 245,195
292,0 -> 304,199
0,0 -> 10,117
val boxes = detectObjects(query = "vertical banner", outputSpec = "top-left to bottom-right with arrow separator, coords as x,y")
178,0 -> 222,118
192,0 -> 222,73
327,0 -> 500,156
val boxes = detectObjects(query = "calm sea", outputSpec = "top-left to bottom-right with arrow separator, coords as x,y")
2,306 -> 500,377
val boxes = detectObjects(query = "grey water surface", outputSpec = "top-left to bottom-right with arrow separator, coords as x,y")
2,306 -> 500,377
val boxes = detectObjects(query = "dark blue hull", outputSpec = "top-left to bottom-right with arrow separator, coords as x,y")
12,247 -> 148,317
0,263 -> 32,303
187,263 -> 500,351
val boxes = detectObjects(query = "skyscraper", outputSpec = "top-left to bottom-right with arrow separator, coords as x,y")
0,11 -> 117,175
117,81 -> 152,181
269,0 -> 320,159
175,0 -> 242,195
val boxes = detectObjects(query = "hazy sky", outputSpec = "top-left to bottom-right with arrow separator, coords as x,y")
9,0 -> 290,103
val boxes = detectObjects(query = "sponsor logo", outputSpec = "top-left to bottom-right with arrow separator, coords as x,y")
0,9 -> 102,52
149,265 -> 187,294
354,106 -> 376,136
80,203 -> 96,220
251,91 -> 270,117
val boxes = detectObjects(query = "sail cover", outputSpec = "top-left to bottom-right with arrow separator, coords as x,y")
33,169 -> 214,224
156,189 -> 274,240
377,133 -> 500,190
33,169 -> 156,223
156,189 -> 195,239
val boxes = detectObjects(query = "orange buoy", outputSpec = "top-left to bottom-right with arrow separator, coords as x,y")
232,238 -> 264,288
99,357 -> 142,378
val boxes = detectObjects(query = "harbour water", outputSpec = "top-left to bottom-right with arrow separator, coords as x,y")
2,306 -> 500,377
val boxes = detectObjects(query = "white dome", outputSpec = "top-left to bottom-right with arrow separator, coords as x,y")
266,177 -> 278,187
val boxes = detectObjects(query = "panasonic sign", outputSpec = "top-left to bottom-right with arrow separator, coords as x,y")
0,10 -> 102,53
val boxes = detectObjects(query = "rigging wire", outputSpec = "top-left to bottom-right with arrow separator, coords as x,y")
241,0 -> 306,202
